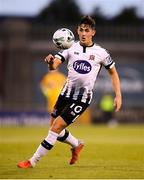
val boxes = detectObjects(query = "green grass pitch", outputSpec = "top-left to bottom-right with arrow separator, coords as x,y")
0,124 -> 144,179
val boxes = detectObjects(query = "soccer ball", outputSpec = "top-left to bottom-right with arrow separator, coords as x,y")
53,28 -> 75,49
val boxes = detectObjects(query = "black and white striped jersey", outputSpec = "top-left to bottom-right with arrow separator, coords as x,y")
55,41 -> 115,104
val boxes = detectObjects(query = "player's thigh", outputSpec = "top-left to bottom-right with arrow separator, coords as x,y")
51,95 -> 68,118
60,101 -> 89,125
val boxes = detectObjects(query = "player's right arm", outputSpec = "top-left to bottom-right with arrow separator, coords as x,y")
45,54 -> 62,70
108,66 -> 122,112
100,48 -> 122,112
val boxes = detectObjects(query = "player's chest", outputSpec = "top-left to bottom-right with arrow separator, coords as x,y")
69,49 -> 101,63
68,50 -> 101,74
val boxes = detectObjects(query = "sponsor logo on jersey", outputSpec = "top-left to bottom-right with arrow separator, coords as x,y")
73,60 -> 92,74
74,51 -> 79,55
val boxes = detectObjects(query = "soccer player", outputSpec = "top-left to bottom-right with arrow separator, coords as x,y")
18,15 -> 122,168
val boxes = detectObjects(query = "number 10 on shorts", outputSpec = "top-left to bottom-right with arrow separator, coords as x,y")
70,103 -> 83,113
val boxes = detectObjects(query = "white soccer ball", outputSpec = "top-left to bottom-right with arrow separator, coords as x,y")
52,28 -> 75,49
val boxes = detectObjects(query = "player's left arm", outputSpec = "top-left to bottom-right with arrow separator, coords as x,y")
108,66 -> 122,112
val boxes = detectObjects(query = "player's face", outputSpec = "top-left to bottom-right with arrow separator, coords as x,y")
77,24 -> 96,46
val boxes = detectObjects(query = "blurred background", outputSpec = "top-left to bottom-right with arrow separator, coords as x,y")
0,0 -> 144,125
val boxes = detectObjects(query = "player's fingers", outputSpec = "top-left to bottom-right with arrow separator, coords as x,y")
44,58 -> 48,63
44,54 -> 54,64
114,98 -> 121,112
114,98 -> 118,112
115,105 -> 119,112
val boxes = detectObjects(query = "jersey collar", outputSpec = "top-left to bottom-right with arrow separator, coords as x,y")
79,42 -> 94,53
79,42 -> 94,47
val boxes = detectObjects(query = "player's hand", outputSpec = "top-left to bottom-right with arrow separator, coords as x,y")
114,95 -> 122,112
44,54 -> 54,64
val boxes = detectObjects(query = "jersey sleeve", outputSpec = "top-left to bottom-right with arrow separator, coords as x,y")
101,49 -> 115,69
54,49 -> 69,63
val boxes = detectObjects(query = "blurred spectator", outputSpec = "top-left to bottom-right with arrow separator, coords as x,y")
40,69 -> 66,113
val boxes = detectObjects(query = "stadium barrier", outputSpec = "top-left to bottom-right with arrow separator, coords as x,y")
0,111 -> 50,126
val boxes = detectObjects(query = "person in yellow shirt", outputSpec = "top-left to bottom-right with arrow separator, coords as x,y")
40,69 -> 66,113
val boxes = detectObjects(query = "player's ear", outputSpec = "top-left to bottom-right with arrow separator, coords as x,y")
92,29 -> 96,36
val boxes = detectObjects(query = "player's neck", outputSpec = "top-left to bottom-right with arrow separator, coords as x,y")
80,42 -> 94,47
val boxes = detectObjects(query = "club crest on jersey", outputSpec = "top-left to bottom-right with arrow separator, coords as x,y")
73,60 -> 92,74
89,55 -> 95,60
105,55 -> 112,63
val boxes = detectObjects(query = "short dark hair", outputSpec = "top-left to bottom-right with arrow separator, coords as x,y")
79,15 -> 96,29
